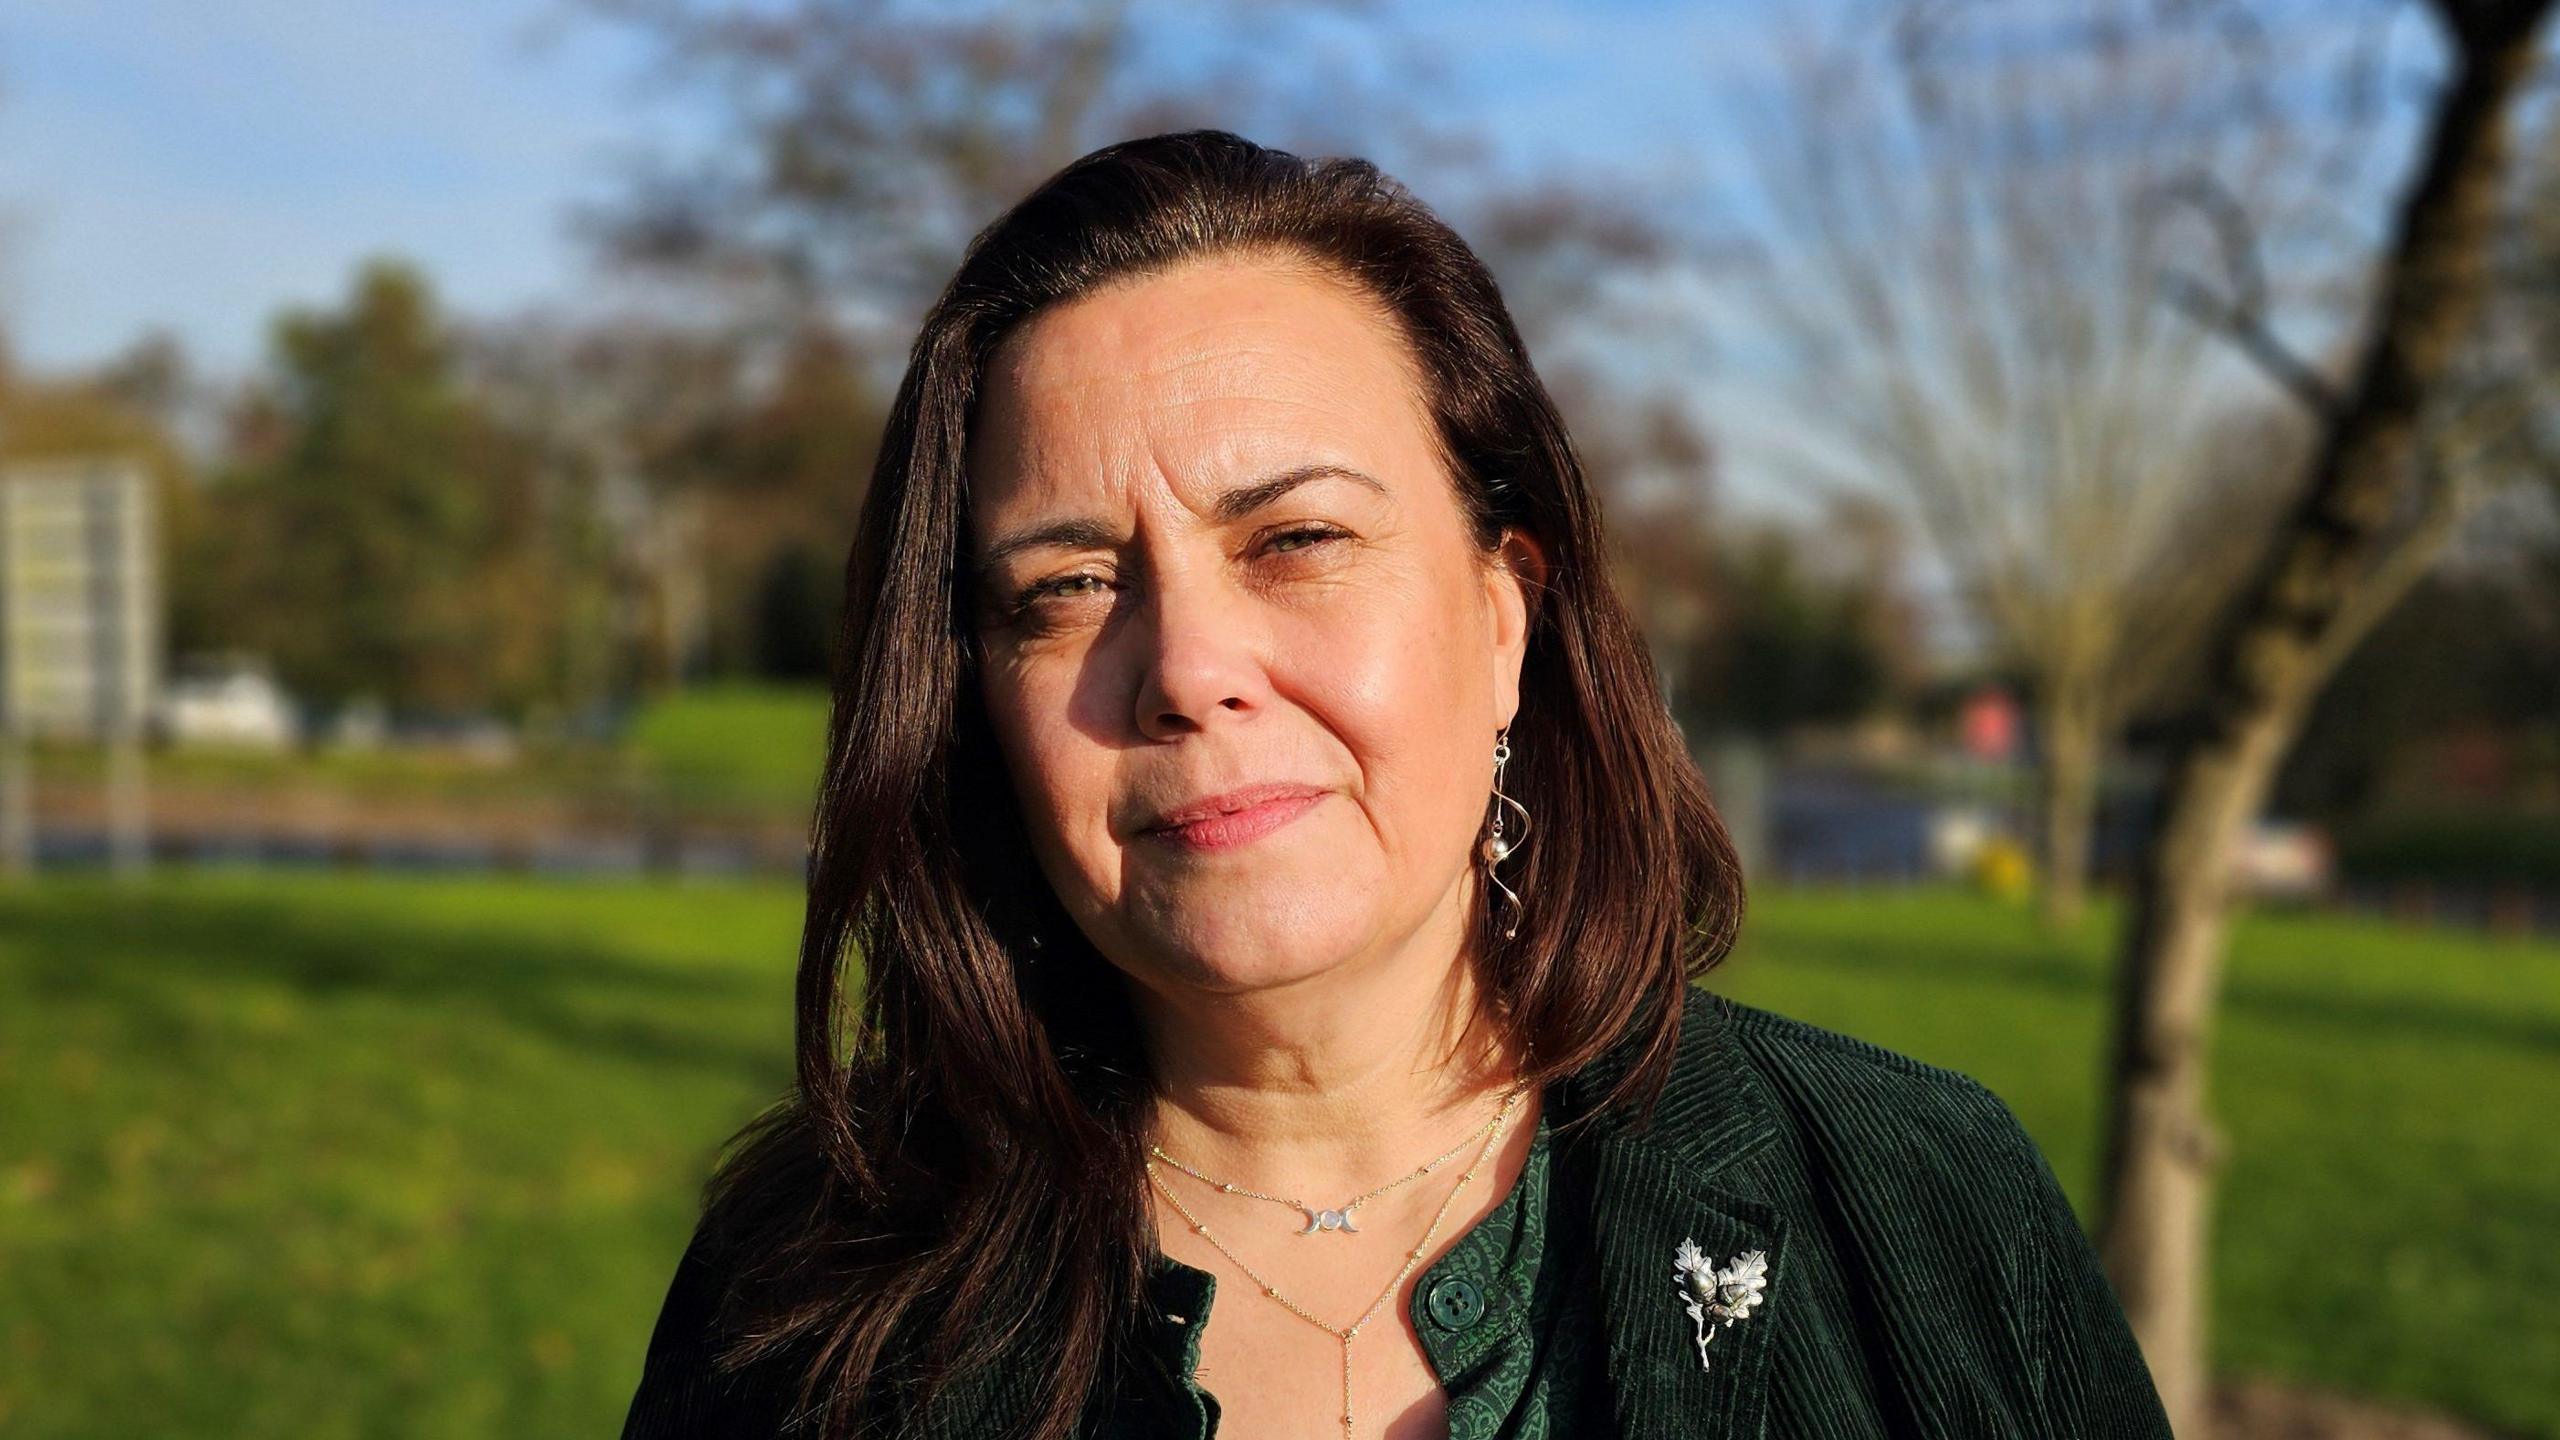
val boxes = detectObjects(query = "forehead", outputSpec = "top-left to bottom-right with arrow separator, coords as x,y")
968,253 -> 1442,517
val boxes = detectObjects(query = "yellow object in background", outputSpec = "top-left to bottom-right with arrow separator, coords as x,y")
1972,837 -> 2035,903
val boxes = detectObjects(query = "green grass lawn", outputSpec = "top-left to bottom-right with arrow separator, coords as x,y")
617,684 -> 830,817
1,874 -> 2552,1437
0,871 -> 802,1439
31,682 -> 834,819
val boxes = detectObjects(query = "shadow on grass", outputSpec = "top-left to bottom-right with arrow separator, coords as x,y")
0,883 -> 791,1088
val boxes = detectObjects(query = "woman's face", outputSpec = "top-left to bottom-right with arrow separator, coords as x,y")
967,252 -> 1540,999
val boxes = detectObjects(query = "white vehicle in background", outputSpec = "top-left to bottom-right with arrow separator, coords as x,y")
159,652 -> 300,751
2229,820 -> 2335,901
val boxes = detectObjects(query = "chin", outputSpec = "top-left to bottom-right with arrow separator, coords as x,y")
1114,891 -> 1373,996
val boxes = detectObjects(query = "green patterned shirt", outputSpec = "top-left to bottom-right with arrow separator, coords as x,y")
1106,1099 -> 1607,1439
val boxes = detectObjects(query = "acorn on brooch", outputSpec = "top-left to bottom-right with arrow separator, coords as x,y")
1671,1239 -> 1768,1372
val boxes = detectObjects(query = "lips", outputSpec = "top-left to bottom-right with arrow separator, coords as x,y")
1142,782 -> 1329,851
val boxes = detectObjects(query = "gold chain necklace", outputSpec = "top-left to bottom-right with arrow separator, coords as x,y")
1147,1098 -> 1503,1236
1144,1084 -> 1528,1440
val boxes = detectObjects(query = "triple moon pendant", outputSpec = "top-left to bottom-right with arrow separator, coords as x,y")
1298,1206 -> 1360,1235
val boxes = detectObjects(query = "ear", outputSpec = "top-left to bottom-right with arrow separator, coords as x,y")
1484,526 -> 1549,730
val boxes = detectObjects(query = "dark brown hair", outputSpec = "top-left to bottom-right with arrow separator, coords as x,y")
690,129 -> 1745,1438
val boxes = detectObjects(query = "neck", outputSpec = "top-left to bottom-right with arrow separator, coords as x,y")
1133,925 -> 1530,1203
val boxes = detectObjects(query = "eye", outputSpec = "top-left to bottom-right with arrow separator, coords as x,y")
993,525 -> 1348,628
1012,572 -> 1111,610
1262,524 -> 1349,556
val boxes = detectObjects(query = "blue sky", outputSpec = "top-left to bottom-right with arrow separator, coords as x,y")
0,0 -> 1773,377
3,0 -> 624,371
0,0 -> 741,374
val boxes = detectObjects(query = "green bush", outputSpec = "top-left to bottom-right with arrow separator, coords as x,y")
2331,810 -> 2560,889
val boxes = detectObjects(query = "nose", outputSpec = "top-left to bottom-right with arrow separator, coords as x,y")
1132,571 -> 1267,742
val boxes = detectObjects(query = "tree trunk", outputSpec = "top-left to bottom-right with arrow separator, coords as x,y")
2037,675 -> 2104,931
2095,5 -> 2553,1433
2099,695 -> 2299,1427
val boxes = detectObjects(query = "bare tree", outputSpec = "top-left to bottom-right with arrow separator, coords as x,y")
1724,0 -> 2326,928
2097,1 -> 2557,1427
568,0 -> 1406,353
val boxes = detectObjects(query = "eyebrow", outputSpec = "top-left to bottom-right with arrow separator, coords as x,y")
974,463 -> 1388,571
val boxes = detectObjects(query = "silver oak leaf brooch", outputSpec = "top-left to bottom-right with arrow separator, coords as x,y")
1671,1239 -> 1768,1371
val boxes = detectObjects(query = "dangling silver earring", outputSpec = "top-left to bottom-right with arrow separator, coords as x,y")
1480,725 -> 1532,939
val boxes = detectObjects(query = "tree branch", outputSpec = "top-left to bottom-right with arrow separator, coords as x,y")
2158,271 -> 2344,418
2145,172 -> 2343,417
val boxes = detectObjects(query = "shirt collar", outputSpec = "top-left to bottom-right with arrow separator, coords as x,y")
1409,1100 -> 1557,1380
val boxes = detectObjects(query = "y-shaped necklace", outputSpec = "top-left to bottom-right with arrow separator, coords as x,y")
1145,1082 -> 1529,1440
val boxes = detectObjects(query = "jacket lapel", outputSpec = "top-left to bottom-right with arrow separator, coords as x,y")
1561,988 -> 1787,1440
1587,1133 -> 1787,1439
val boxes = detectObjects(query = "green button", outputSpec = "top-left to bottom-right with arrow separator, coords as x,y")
1425,1276 -> 1485,1330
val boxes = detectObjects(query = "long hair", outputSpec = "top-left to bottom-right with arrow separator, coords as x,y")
687,129 -> 1746,1439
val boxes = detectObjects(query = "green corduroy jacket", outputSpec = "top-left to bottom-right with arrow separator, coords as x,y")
622,986 -> 2174,1438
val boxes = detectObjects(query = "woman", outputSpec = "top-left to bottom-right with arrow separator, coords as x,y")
621,130 -> 2171,1440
